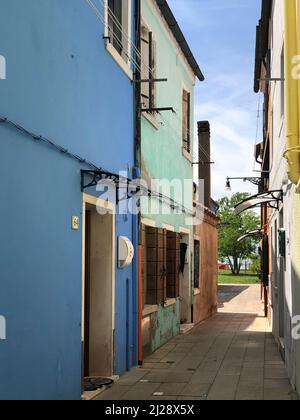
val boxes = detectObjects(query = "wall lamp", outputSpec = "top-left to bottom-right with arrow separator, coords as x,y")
225,177 -> 262,192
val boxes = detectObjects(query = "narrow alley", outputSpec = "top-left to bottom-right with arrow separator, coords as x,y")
96,285 -> 297,401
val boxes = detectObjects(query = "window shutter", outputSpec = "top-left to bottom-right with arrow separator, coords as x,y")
149,32 -> 157,111
141,224 -> 147,307
182,90 -> 191,153
145,227 -> 167,305
194,241 -> 200,289
175,234 -> 180,298
141,25 -> 150,110
166,232 -> 180,299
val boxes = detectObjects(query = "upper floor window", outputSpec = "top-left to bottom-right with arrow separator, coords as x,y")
106,0 -> 131,64
182,89 -> 191,153
141,23 -> 157,113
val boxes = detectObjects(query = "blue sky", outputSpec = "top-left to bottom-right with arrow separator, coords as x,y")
168,0 -> 262,199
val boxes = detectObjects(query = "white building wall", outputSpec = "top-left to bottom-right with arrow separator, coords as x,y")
269,0 -> 296,386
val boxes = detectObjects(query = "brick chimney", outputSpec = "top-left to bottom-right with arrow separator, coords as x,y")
198,121 -> 211,209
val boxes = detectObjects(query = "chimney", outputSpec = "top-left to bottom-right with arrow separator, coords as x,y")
198,121 -> 211,209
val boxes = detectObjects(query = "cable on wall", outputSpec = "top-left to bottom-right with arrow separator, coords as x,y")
0,116 -> 102,171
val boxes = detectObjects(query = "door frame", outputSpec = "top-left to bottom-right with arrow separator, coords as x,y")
81,193 -> 116,377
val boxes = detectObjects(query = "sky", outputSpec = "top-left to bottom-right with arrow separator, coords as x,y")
168,0 -> 262,200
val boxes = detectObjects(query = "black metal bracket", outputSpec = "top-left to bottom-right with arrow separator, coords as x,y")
81,170 -> 141,204
81,170 -> 119,191
227,176 -> 262,186
192,161 -> 215,165
266,190 -> 283,210
141,107 -> 176,113
259,78 -> 285,82
80,171 -> 194,216
133,78 -> 168,84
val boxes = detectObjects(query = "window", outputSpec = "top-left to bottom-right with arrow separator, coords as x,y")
142,227 -> 180,306
194,240 -> 200,289
108,0 -> 123,55
141,23 -> 157,113
166,232 -> 180,299
182,89 -> 191,153
106,0 -> 131,64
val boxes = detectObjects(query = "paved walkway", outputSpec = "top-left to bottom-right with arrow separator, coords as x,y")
96,284 -> 296,401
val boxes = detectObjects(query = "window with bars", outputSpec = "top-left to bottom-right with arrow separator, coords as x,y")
182,89 -> 191,153
141,23 -> 157,113
142,227 -> 180,306
194,240 -> 200,289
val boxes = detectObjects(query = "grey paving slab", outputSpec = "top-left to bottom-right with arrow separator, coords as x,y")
94,285 -> 295,401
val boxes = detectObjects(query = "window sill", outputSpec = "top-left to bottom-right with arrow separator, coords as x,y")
182,148 -> 193,164
164,298 -> 177,308
142,305 -> 158,317
142,112 -> 159,130
106,43 -> 133,81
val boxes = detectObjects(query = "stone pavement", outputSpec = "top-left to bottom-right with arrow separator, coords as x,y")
96,284 -> 297,401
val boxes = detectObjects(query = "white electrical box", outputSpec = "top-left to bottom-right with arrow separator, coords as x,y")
118,236 -> 135,268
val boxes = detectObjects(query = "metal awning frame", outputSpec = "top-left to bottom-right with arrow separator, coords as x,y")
80,170 -> 195,215
237,229 -> 263,243
235,190 -> 283,215
80,170 -> 137,204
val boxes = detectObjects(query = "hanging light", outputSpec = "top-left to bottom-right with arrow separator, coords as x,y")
225,178 -> 232,191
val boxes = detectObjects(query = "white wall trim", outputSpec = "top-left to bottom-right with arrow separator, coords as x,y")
162,223 -> 175,232
179,227 -> 190,235
106,43 -> 133,80
142,218 -> 156,227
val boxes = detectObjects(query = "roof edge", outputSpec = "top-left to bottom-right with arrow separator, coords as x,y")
155,0 -> 205,82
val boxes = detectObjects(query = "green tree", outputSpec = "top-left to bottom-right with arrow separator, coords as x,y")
218,193 -> 260,276
250,254 -> 261,278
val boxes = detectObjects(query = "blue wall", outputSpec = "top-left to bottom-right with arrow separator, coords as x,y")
0,0 -> 137,399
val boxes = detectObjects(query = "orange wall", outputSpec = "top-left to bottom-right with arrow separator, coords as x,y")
194,211 -> 219,324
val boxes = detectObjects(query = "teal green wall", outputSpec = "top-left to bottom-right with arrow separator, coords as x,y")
141,0 -> 196,355
141,0 -> 195,231
152,301 -> 181,353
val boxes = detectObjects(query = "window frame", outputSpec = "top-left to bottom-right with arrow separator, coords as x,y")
104,0 -> 133,79
141,20 -> 158,127
182,87 -> 192,156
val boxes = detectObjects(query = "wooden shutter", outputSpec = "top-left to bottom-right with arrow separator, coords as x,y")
182,90 -> 191,153
141,25 -> 150,110
141,224 -> 147,307
141,26 -> 156,113
194,240 -> 200,289
146,227 -> 167,305
149,32 -> 156,111
166,232 -> 180,298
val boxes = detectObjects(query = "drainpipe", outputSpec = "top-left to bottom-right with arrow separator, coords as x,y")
294,0 -> 300,397
283,0 -> 300,185
134,0 -> 143,366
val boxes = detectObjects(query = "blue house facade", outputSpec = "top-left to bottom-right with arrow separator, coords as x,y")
0,0 -> 138,400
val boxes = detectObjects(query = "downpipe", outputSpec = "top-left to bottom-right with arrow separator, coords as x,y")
283,0 -> 300,186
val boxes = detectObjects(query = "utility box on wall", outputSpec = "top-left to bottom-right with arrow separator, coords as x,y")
278,229 -> 286,258
118,236 -> 134,268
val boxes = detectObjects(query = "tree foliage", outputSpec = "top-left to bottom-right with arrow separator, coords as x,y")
217,193 -> 260,275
